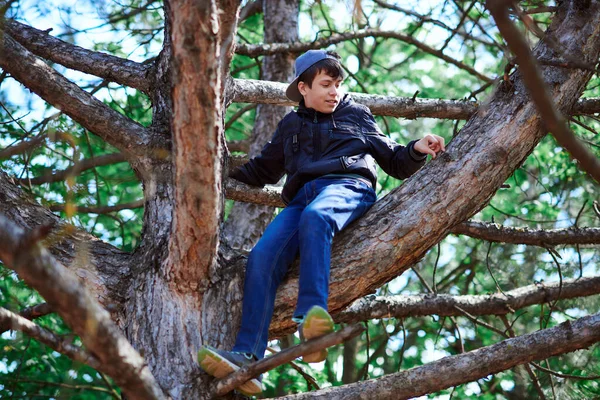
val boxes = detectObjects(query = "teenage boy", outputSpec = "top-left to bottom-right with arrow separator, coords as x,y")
198,50 -> 445,395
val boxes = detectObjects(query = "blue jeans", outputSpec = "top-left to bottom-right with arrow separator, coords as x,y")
232,176 -> 377,359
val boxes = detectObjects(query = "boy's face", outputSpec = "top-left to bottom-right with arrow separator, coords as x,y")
298,71 -> 343,114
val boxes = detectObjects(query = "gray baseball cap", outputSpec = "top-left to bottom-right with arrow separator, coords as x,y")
285,50 -> 340,103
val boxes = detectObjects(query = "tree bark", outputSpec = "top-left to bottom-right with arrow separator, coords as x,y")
222,0 -> 298,251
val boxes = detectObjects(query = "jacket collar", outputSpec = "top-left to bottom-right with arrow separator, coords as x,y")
296,93 -> 352,120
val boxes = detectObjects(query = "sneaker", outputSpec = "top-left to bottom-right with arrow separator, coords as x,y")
197,346 -> 262,396
298,305 -> 334,363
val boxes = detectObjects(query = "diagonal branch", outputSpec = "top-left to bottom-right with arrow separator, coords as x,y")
235,28 -> 494,83
0,306 -> 100,368
275,313 -> 600,399
337,275 -> 600,322
212,324 -> 365,396
0,32 -> 166,166
4,19 -> 152,94
259,0 -> 600,336
0,132 -> 47,160
487,0 -> 600,183
0,214 -> 165,400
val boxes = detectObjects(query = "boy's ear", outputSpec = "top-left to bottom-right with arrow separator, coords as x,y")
298,81 -> 307,96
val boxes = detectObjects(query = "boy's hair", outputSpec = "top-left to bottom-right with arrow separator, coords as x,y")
298,51 -> 345,88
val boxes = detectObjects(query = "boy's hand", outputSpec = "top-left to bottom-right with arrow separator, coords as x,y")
414,134 -> 446,159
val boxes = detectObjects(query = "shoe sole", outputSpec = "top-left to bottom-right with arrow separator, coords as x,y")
302,306 -> 334,363
197,347 -> 262,396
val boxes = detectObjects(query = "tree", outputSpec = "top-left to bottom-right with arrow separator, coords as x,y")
1,0 -> 599,399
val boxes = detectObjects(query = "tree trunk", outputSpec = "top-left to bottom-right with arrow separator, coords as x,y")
222,0 -> 298,251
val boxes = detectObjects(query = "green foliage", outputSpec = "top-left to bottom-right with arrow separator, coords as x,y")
1,0 -> 599,398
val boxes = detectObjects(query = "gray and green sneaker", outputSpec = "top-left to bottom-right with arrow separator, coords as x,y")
197,346 -> 262,397
299,305 -> 335,363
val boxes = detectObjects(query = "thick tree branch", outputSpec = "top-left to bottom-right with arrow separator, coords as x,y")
275,313 -> 600,399
166,0 -> 239,289
0,306 -> 100,368
488,0 -> 600,183
337,275 -> 600,322
0,32 -> 165,168
18,152 -> 127,185
235,29 -> 493,83
257,0 -> 600,336
228,78 -> 600,120
228,78 -> 479,119
453,221 -> 600,246
4,19 -> 152,94
212,324 -> 365,396
0,215 -> 165,400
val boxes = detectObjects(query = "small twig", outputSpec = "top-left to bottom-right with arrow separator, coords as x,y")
500,315 -> 546,399
225,104 -> 257,131
544,246 -> 563,328
99,372 -> 122,400
531,362 -> 600,380
362,321 -> 370,381
432,242 -> 441,294
485,241 -> 506,296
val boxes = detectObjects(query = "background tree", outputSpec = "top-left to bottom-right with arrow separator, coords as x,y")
0,0 -> 599,399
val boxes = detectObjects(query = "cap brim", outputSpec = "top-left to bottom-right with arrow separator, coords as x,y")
285,77 -> 303,103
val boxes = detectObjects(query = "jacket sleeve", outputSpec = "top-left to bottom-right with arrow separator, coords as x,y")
229,121 -> 286,187
361,107 -> 427,180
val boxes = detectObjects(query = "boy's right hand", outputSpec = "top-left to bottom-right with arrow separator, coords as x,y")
414,134 -> 446,159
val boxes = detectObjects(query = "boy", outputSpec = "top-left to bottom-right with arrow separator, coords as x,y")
198,50 -> 445,395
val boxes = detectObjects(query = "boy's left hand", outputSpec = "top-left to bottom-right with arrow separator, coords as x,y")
414,134 -> 446,159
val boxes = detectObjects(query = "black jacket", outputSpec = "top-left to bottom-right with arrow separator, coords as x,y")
230,94 -> 427,204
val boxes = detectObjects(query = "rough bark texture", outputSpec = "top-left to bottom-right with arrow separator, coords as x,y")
222,0 -> 298,251
275,313 -> 600,399
120,1 -> 242,398
259,0 -> 600,337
